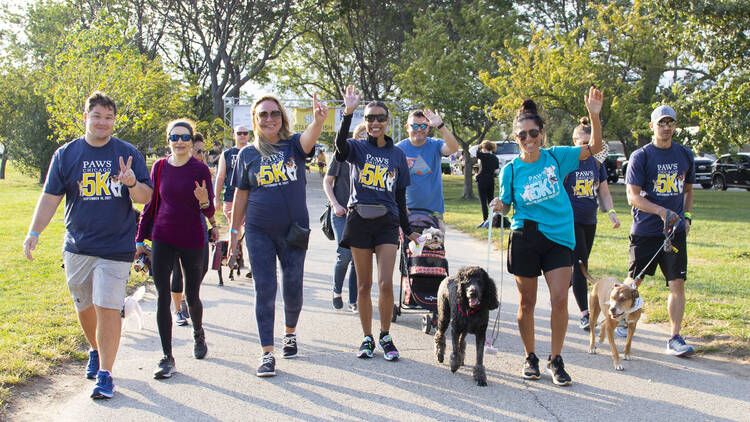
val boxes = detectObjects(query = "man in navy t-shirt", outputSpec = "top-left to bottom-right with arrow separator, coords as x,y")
625,105 -> 696,356
396,109 -> 458,227
22,92 -> 153,399
214,125 -> 250,223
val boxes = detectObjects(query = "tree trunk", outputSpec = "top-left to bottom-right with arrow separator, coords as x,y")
461,149 -> 475,200
0,153 -> 6,179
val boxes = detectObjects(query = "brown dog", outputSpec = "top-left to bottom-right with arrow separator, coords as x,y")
583,264 -> 642,371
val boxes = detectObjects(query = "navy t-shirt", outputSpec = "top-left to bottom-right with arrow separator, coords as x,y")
626,143 -> 695,236
326,159 -> 351,207
43,137 -> 152,261
564,157 -> 608,225
234,134 -> 312,234
222,147 -> 240,202
343,137 -> 410,217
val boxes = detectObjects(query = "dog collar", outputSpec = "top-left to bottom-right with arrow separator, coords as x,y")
626,296 -> 644,313
457,302 -> 481,316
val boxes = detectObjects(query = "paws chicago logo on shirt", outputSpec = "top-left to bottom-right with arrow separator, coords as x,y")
254,152 -> 298,187
358,154 -> 397,192
572,169 -> 598,198
651,163 -> 685,197
521,165 -> 560,205
77,160 -> 124,200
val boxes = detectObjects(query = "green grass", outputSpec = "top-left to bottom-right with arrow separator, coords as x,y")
443,175 -> 750,355
0,164 -> 148,409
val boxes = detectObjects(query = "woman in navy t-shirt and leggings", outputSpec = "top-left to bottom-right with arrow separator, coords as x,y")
335,86 -> 420,361
229,94 -> 327,377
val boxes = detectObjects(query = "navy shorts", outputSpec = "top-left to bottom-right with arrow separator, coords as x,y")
628,230 -> 687,286
340,210 -> 400,249
507,221 -> 573,277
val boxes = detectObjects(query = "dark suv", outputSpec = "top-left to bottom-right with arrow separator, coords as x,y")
712,153 -> 750,191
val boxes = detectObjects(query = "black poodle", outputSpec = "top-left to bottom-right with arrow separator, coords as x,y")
434,266 -> 498,386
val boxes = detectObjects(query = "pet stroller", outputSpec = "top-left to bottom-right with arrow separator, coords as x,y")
393,212 -> 449,334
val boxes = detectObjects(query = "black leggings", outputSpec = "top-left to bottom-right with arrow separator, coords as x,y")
477,177 -> 495,221
571,223 -> 596,313
152,240 -> 205,357
171,243 -> 209,293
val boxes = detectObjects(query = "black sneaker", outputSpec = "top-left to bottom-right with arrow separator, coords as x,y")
332,295 -> 343,310
522,353 -> 541,380
153,355 -> 176,379
257,352 -> 276,377
282,334 -> 298,358
546,355 -> 572,386
193,329 -> 207,359
357,336 -> 375,359
378,334 -> 400,361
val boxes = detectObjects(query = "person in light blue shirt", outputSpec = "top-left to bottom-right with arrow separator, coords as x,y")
491,87 -> 604,387
396,109 -> 459,225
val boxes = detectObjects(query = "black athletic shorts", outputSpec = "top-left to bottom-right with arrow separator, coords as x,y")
507,220 -> 573,277
340,210 -> 400,249
628,230 -> 687,286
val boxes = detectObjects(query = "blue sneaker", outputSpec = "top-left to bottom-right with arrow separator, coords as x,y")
90,370 -> 115,399
86,349 -> 99,379
666,334 -> 695,356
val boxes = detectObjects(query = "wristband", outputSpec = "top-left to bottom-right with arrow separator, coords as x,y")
230,229 -> 239,234
436,122 -> 445,130
124,180 -> 136,188
685,217 -> 692,225
608,209 -> 616,214
684,212 -> 692,219
199,201 -> 209,209
135,242 -> 145,247
29,231 -> 39,238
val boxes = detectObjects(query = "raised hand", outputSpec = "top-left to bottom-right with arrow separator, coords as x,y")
194,180 -> 209,205
423,109 -> 444,128
118,156 -> 136,187
341,85 -> 360,114
312,92 -> 328,124
584,86 -> 603,116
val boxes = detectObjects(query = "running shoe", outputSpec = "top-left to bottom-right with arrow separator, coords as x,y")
579,313 -> 590,331
615,321 -> 628,337
282,334 -> 298,358
90,370 -> 114,399
349,303 -> 358,314
86,349 -> 99,379
522,352 -> 540,380
378,334 -> 399,361
546,355 -> 572,386
180,299 -> 189,319
357,336 -> 375,359
257,352 -> 276,377
193,328 -> 207,359
666,334 -> 695,356
175,311 -> 188,326
153,355 -> 176,379
332,295 -> 343,310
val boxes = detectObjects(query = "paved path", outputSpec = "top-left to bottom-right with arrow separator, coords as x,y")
9,172 -> 750,421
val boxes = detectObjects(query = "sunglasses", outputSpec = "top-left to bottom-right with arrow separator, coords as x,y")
364,114 -> 388,123
194,149 -> 205,154
236,131 -> 249,136
516,129 -> 540,141
657,120 -> 676,128
257,110 -> 282,120
410,123 -> 428,130
169,134 -> 193,143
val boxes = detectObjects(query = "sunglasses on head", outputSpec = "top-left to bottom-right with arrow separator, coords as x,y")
168,134 -> 193,143
364,114 -> 388,123
657,120 -> 676,128
194,149 -> 205,154
516,129 -> 540,141
236,131 -> 249,136
410,123 -> 428,130
257,110 -> 282,120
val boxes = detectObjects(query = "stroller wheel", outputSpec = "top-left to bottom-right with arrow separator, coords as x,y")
422,314 -> 432,334
391,305 -> 399,322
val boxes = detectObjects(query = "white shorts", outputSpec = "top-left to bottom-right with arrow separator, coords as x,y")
63,251 -> 130,311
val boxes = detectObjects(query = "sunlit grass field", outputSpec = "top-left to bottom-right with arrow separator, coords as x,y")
442,174 -> 750,356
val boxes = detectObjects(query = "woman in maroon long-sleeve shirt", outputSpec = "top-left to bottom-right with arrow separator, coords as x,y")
136,119 -> 215,379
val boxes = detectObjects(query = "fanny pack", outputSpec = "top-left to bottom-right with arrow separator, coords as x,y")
286,221 -> 311,250
353,203 -> 388,219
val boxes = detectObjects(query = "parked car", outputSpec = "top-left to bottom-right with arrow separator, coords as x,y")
712,153 -> 750,191
453,141 -> 520,175
604,153 -> 625,183
440,156 -> 452,174
618,150 -> 714,189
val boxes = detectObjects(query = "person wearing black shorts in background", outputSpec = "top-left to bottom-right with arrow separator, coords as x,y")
625,105 -> 695,357
476,140 -> 499,228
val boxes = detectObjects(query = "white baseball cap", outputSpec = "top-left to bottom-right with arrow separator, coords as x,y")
651,105 -> 676,123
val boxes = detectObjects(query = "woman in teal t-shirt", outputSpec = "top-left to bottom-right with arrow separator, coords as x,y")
491,87 -> 604,387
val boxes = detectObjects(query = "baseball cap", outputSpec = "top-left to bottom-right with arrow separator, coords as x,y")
651,105 -> 676,123
234,125 -> 249,133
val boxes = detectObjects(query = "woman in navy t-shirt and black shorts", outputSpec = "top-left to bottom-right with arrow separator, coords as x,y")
335,86 -> 420,361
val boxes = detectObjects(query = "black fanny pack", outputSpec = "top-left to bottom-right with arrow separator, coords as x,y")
353,203 -> 389,219
286,222 -> 311,250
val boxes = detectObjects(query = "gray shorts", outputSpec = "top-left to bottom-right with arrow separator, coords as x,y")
63,251 -> 130,311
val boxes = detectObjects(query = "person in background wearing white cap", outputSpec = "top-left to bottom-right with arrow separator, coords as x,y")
624,105 -> 696,356
214,125 -> 251,277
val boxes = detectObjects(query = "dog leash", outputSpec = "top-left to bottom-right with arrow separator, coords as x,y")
633,222 -> 679,282
485,212 -> 504,353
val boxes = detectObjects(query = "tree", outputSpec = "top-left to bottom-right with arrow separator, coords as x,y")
396,0 -> 520,199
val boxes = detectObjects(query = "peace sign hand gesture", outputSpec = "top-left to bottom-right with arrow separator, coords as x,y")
194,180 -> 209,205
341,85 -> 360,115
423,109 -> 444,128
312,93 -> 328,124
118,156 -> 136,187
584,86 -> 603,116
